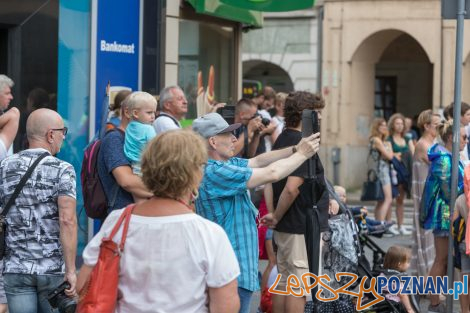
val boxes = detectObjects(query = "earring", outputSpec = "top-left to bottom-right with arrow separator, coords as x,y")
191,189 -> 199,202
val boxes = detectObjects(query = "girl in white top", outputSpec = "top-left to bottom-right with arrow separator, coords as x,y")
77,130 -> 240,313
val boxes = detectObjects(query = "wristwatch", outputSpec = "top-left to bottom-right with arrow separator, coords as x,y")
292,145 -> 297,154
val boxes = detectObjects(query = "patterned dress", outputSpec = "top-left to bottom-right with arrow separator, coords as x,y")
420,143 -> 464,231
410,158 -> 434,277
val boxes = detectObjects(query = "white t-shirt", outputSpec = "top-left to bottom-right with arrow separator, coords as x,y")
152,113 -> 181,135
273,115 -> 285,136
82,209 -> 240,313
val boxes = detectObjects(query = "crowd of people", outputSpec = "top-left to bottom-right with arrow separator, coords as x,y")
1,67 -> 470,313
0,76 -> 325,313
367,102 -> 470,313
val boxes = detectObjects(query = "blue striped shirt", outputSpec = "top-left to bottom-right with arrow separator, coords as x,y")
195,157 -> 259,292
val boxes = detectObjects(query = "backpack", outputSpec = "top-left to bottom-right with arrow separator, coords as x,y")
81,129 -> 121,219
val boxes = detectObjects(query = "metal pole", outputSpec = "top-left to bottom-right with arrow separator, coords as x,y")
447,0 -> 466,311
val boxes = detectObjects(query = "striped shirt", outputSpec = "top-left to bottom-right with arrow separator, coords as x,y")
195,157 -> 259,292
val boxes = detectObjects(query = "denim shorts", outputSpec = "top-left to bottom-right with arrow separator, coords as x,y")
433,229 -> 449,237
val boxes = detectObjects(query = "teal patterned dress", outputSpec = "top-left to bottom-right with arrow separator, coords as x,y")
420,143 -> 464,231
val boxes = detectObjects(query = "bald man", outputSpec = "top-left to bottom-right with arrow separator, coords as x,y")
0,109 -> 77,312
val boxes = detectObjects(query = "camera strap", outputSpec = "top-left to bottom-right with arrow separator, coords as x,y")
243,126 -> 248,158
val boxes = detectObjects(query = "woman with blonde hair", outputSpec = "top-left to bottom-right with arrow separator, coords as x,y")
387,113 -> 415,235
77,129 -> 240,313
410,110 -> 440,278
368,118 -> 394,222
421,120 -> 466,312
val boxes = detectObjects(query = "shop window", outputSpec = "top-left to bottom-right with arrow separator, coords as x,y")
374,76 -> 396,120
178,19 -> 235,119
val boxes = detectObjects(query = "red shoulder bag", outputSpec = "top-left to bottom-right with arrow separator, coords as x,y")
78,204 -> 134,313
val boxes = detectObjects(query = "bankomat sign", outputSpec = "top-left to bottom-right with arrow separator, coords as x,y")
100,40 -> 136,54
90,0 -> 142,137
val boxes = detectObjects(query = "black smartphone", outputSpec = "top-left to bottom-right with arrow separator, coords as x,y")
301,109 -> 319,138
216,105 -> 236,125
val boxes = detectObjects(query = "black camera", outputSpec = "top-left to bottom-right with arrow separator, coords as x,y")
47,281 -> 76,313
253,113 -> 270,127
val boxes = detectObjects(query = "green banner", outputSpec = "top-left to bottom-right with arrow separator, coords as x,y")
220,0 -> 315,12
186,0 -> 263,27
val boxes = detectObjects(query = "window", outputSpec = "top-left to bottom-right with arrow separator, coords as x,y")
374,76 -> 396,120
178,19 -> 235,119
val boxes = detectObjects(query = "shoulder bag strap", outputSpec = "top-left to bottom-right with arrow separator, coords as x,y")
105,204 -> 135,251
243,126 -> 248,158
156,113 -> 179,127
1,152 -> 49,218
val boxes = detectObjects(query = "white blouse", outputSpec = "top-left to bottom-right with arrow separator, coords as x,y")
82,209 -> 240,313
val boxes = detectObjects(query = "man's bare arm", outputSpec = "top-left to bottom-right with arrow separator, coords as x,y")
58,195 -> 77,295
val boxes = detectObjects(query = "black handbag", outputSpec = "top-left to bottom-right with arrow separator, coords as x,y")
360,169 -> 384,201
0,152 -> 49,259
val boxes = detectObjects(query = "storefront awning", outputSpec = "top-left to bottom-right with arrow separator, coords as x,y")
186,0 -> 263,27
220,0 -> 315,12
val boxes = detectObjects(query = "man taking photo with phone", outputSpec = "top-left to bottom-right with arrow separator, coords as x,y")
261,91 -> 329,313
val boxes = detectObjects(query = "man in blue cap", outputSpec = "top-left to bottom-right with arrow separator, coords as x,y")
192,113 -> 320,313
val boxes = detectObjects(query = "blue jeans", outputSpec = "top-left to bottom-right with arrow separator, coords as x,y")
4,273 -> 64,313
238,287 -> 253,313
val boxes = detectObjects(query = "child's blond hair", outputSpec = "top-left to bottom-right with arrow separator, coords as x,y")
127,91 -> 157,112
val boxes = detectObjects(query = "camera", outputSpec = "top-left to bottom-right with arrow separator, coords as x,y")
253,113 -> 270,127
47,281 -> 76,313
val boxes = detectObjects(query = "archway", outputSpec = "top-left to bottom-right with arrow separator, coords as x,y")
243,60 -> 294,93
349,30 -> 433,124
375,34 -> 432,120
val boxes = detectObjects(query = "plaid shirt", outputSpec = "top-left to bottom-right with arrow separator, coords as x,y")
0,148 -> 76,275
195,157 -> 259,292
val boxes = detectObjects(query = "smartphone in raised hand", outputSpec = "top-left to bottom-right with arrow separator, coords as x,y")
301,109 -> 319,138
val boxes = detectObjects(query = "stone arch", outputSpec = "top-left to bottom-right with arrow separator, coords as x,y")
242,59 -> 294,93
348,29 -> 433,123
348,28 -> 433,64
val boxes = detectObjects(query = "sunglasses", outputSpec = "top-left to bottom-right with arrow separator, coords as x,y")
49,127 -> 68,136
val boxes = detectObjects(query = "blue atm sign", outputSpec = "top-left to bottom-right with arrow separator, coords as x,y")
90,0 -> 141,136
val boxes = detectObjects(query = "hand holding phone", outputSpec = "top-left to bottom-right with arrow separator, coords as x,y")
296,133 -> 320,159
301,109 -> 320,138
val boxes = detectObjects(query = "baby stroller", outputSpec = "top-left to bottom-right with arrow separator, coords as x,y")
305,181 -> 419,313
354,208 -> 420,312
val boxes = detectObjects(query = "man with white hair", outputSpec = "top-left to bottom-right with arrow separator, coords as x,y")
0,109 -> 77,312
0,75 -> 19,159
153,86 -> 187,134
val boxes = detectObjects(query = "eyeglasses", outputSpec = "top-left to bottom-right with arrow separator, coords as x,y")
50,127 -> 68,136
